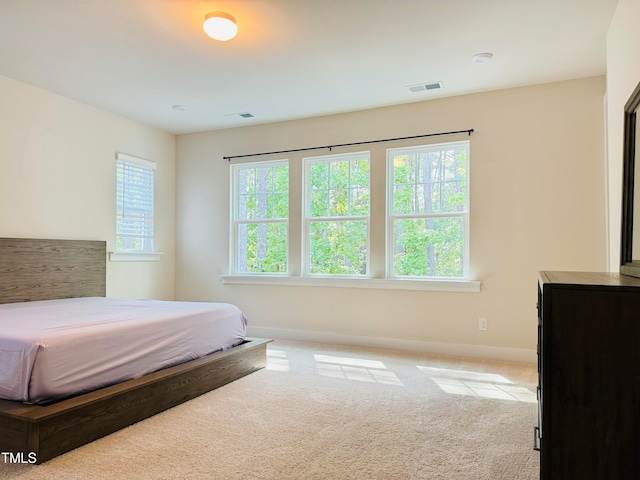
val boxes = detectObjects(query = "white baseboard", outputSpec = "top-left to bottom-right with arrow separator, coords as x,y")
246,326 -> 536,364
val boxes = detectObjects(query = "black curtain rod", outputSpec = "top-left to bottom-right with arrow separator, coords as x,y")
223,128 -> 474,161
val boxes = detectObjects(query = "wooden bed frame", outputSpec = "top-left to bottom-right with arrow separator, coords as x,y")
0,237 -> 270,464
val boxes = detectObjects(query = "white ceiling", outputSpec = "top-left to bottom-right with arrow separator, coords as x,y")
0,0 -> 618,134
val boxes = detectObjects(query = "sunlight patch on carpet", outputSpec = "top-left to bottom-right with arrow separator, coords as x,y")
266,349 -> 289,371
314,354 -> 404,386
313,354 -> 386,369
417,366 -> 537,403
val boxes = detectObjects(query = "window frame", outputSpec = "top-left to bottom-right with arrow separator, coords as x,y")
386,140 -> 470,280
115,153 -> 156,255
229,159 -> 290,275
302,151 -> 371,277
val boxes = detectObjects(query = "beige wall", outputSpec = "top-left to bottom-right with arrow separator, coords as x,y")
606,0 -> 640,270
0,74 -> 176,300
176,77 -> 607,358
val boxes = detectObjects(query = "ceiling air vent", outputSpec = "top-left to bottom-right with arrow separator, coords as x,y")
224,112 -> 255,118
407,82 -> 443,93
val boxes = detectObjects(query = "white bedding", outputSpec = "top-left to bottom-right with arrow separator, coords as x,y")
0,297 -> 247,404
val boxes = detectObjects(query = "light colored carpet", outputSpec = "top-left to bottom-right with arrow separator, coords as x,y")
0,340 -> 539,480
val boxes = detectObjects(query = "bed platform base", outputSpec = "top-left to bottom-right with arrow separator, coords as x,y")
0,337 -> 271,464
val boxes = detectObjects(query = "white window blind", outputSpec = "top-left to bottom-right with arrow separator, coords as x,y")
116,153 -> 155,253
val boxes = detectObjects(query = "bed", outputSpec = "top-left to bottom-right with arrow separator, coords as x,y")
0,237 -> 270,463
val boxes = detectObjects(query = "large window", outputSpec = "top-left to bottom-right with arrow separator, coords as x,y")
226,140 -> 473,288
303,152 -> 370,276
231,160 -> 289,274
116,153 -> 155,252
387,141 -> 469,278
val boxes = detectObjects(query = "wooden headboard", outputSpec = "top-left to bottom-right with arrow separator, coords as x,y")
0,238 -> 106,304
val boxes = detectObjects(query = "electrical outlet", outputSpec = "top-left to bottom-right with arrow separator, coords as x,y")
479,318 -> 488,331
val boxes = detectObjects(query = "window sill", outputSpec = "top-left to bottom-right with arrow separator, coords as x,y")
108,251 -> 164,262
219,275 -> 481,292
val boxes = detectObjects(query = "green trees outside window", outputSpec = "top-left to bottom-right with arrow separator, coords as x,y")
234,161 -> 289,273
230,141 -> 469,280
305,153 -> 370,275
388,142 -> 468,278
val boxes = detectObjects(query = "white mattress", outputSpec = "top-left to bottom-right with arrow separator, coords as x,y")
0,297 -> 247,404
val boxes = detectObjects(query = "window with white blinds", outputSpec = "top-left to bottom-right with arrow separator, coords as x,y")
116,153 -> 155,253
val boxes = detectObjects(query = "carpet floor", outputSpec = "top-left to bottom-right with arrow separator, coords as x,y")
0,340 -> 539,480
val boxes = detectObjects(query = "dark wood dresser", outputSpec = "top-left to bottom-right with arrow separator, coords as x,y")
536,271 -> 640,479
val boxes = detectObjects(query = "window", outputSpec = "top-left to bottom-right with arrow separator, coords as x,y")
387,141 -> 469,278
224,140 -> 477,291
116,153 -> 155,253
303,152 -> 370,276
231,160 -> 289,274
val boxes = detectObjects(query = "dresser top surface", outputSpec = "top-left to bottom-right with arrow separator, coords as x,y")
540,271 -> 640,288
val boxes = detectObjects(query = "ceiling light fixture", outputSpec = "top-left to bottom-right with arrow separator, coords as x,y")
472,52 -> 493,63
203,11 -> 238,41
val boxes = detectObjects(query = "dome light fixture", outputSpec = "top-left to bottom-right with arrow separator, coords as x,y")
203,11 -> 238,41
472,52 -> 493,63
